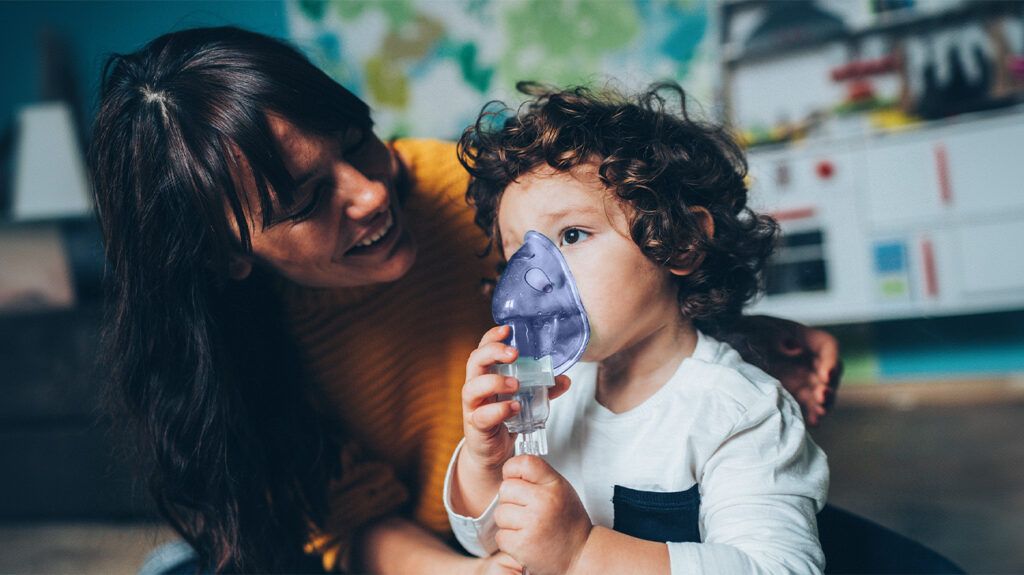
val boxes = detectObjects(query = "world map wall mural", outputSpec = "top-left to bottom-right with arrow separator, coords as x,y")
287,0 -> 715,139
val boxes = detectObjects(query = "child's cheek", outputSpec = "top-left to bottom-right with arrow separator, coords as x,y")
576,276 -> 620,361
567,262 -> 601,360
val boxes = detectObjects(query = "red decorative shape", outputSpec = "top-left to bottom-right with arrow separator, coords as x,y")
934,144 -> 953,205
816,160 -> 835,180
922,239 -> 938,298
771,207 -> 816,222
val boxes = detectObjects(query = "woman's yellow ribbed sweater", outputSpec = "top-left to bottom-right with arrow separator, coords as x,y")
277,139 -> 498,570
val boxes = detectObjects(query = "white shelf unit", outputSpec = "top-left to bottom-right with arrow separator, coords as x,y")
747,107 -> 1024,325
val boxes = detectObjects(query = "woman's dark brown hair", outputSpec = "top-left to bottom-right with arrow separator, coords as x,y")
89,26 -> 374,572
458,82 -> 779,331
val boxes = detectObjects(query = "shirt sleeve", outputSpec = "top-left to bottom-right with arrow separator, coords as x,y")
667,385 -> 830,575
442,438 -> 500,557
305,440 -> 411,572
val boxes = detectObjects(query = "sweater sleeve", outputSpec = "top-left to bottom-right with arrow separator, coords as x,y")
667,386 -> 829,575
442,439 -> 500,557
305,440 -> 411,572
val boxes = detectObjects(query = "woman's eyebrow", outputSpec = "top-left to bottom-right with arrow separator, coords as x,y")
290,138 -> 336,189
292,169 -> 315,186
292,168 -> 319,189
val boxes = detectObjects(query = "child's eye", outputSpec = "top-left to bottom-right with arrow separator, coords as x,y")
559,228 -> 590,246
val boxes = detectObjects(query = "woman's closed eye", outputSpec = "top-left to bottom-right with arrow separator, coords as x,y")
341,126 -> 367,156
559,227 -> 591,247
283,182 -> 329,223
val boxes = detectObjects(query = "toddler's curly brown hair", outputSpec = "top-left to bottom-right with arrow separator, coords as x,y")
458,82 -> 778,331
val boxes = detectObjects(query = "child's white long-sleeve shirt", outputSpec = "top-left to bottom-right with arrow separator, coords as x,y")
443,331 -> 830,574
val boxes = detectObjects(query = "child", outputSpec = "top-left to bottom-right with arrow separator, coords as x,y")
443,83 -> 829,575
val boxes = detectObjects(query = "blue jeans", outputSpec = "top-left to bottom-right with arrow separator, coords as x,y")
139,539 -> 203,575
818,505 -> 964,574
140,505 -> 964,574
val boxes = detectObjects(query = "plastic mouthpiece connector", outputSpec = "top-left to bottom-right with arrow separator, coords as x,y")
495,356 -> 554,455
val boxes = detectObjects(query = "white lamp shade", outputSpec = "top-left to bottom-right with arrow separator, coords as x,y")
12,102 -> 92,221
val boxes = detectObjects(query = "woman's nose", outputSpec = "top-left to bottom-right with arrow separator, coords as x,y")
335,165 -> 388,222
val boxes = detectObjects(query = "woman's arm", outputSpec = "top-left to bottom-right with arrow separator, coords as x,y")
355,517 -> 479,574
356,517 -> 523,575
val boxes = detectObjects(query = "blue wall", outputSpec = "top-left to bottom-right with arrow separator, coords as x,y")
2,1 -> 1020,383
0,1 -> 288,137
875,311 -> 1024,380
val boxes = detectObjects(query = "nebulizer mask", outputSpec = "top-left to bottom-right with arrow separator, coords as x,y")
492,231 -> 590,456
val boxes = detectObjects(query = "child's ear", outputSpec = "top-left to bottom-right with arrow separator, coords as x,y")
668,206 -> 715,277
228,255 -> 253,280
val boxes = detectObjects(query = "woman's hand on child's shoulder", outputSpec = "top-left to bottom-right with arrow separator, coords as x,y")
729,315 -> 843,427
495,455 -> 593,575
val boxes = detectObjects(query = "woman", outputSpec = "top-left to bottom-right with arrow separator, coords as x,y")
90,27 -> 840,573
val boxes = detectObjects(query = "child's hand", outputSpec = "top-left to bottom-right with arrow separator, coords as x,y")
461,325 -> 572,474
461,325 -> 522,473
454,325 -> 571,518
494,455 -> 593,575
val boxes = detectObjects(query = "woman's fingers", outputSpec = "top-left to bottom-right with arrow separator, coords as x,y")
806,327 -> 841,383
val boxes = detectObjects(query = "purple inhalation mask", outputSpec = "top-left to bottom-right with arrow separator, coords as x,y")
493,231 -> 590,455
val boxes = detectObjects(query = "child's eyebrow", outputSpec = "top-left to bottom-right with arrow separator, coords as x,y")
501,202 -> 605,254
536,203 -> 603,223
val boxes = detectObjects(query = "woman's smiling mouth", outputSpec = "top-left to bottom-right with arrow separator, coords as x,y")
343,209 -> 399,257
356,210 -> 393,247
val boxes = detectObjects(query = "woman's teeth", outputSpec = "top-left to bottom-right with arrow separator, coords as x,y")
357,211 -> 393,247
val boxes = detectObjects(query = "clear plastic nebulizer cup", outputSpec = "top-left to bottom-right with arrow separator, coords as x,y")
495,355 -> 555,456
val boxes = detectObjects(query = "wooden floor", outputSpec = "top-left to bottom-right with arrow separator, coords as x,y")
0,523 -> 173,574
1,381 -> 1022,574
811,379 -> 1024,574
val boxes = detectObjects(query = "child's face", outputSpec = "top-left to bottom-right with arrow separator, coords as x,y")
498,163 -> 683,363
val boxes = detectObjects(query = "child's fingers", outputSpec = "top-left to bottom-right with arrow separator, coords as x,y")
466,341 -> 519,381
489,551 -> 522,573
477,324 -> 511,348
547,374 -> 572,401
497,478 -> 535,507
502,454 -> 559,485
463,374 -> 519,410
493,501 -> 531,531
493,529 -> 521,561
469,399 -> 521,432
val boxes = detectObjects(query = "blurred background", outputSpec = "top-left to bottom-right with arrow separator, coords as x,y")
1,0 -> 1022,573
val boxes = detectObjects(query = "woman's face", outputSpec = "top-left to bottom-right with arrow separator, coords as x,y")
229,115 -> 417,288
